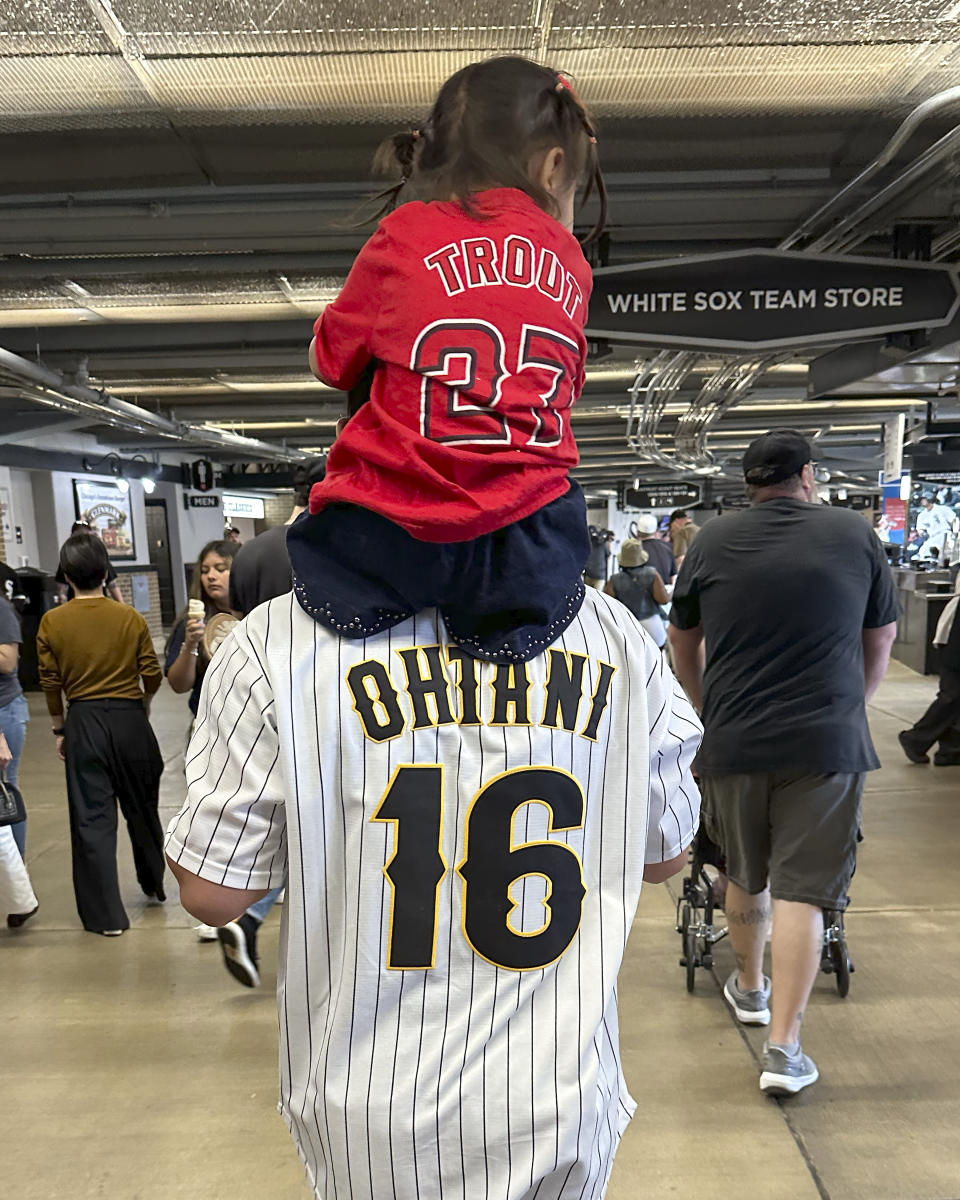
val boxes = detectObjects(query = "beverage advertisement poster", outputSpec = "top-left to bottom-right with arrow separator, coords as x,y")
73,479 -> 136,560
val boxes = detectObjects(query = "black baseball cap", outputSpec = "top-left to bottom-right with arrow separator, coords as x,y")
742,430 -> 812,486
292,456 -> 327,491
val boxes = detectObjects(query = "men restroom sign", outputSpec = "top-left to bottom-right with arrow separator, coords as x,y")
586,250 -> 960,351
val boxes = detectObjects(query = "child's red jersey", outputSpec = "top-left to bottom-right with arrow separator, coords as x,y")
309,188 -> 593,542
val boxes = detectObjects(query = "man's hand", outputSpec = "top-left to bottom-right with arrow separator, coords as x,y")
56,735 -> 66,762
0,731 -> 11,771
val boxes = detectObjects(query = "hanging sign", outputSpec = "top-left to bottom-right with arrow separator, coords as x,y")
190,458 -> 215,492
622,482 -> 702,509
587,250 -> 960,351
222,494 -> 265,519
188,494 -> 220,509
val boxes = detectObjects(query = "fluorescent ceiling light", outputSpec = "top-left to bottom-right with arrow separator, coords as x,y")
204,418 -> 338,431
706,427 -> 813,438
218,379 -> 333,394
735,398 -> 926,412
107,378 -> 335,397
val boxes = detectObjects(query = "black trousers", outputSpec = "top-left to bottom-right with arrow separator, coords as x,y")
64,699 -> 165,932
907,664 -> 960,756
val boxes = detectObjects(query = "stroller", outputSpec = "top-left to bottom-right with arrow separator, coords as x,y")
677,825 -> 854,997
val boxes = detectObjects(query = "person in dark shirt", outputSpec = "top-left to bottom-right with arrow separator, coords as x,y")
669,430 -> 898,1097
164,540 -> 239,717
635,513 -> 677,583
899,575 -> 960,765
229,458 -> 326,615
0,561 -> 24,609
604,538 -> 669,646
583,527 -> 613,588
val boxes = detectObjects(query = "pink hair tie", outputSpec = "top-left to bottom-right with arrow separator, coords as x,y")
554,75 -> 597,143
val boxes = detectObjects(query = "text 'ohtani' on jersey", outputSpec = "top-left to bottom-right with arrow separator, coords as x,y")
346,645 -> 616,744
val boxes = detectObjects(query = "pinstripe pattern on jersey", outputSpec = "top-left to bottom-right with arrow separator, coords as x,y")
165,589 -> 701,1200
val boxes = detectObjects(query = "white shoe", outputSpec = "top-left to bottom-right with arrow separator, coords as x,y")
195,923 -> 219,942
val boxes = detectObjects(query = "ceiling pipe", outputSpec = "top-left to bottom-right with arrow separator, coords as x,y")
630,86 -> 960,472
0,344 -> 306,462
781,85 -> 960,251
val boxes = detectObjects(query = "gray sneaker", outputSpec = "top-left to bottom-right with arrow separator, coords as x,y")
760,1042 -> 819,1096
723,970 -> 771,1025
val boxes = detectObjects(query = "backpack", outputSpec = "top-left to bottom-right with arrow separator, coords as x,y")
611,566 -> 660,620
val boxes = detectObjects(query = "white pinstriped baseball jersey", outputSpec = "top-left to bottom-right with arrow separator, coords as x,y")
166,588 -> 701,1200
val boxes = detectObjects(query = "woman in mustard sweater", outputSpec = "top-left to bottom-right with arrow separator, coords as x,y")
37,533 -> 164,936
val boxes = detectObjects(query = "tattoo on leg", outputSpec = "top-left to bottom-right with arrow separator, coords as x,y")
727,905 -> 770,926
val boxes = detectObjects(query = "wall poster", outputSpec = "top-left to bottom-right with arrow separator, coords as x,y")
73,479 -> 136,560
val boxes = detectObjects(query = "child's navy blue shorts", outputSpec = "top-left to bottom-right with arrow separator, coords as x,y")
286,481 -> 590,662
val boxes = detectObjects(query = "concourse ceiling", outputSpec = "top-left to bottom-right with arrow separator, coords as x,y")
1,0 -> 960,496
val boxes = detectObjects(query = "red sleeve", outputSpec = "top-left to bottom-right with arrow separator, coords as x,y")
311,225 -> 396,390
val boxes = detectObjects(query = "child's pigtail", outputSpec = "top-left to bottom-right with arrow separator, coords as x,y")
554,74 -> 608,245
366,130 -> 422,220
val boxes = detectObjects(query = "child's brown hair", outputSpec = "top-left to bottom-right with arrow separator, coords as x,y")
369,56 -> 607,243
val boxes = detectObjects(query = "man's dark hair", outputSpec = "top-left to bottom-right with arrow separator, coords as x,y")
668,509 -> 689,524
59,532 -> 110,592
745,472 -> 803,502
292,457 -> 327,508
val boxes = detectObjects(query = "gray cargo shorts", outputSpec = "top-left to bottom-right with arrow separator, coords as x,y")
699,771 -> 864,909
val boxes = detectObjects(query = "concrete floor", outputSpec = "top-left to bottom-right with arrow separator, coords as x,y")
3,661 -> 958,1200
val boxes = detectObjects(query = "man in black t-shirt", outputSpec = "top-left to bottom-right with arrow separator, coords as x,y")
228,458 -> 326,617
635,514 -> 677,582
0,561 -> 22,608
669,431 -> 898,1098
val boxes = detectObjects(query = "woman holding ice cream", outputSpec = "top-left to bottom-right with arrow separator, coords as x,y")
165,538 -> 240,941
165,539 -> 240,717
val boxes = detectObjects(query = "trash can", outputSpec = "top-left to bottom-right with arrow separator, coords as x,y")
14,568 -> 58,690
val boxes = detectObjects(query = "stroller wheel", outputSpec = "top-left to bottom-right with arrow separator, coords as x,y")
831,942 -> 851,998
824,910 -> 852,998
684,925 -> 698,992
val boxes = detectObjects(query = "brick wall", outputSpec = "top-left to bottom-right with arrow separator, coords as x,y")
116,569 -> 163,642
255,493 -> 291,535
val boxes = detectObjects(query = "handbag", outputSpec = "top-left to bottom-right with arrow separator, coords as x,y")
0,772 -> 26,827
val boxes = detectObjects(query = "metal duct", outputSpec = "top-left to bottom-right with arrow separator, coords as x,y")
0,344 -> 306,461
628,84 -> 960,473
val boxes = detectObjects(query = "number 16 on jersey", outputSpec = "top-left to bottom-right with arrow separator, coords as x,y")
372,765 -> 587,972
